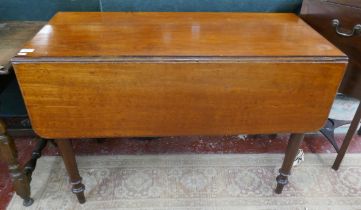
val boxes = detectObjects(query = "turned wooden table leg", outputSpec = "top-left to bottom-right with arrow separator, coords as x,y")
275,133 -> 304,194
332,103 -> 361,170
0,120 -> 34,206
55,139 -> 86,204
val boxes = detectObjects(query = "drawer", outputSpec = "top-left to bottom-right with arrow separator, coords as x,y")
301,0 -> 361,61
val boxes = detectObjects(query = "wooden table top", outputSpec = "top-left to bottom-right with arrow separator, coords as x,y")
0,21 -> 44,67
12,12 -> 347,138
13,12 -> 346,62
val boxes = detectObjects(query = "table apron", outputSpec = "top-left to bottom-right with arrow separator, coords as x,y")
13,62 -> 346,138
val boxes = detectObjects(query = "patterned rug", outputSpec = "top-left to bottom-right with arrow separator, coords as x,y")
7,154 -> 361,210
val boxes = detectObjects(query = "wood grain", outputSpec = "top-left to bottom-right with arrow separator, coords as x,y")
301,0 -> 361,61
14,62 -> 346,139
12,12 -> 345,59
12,12 -> 347,138
0,21 -> 44,67
327,0 -> 361,9
301,0 -> 361,99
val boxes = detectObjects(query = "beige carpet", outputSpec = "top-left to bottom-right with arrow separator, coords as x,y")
7,154 -> 361,210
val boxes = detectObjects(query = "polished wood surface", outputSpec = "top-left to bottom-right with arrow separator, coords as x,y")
301,0 -> 361,62
301,0 -> 361,100
10,12 -> 348,200
14,62 -> 345,138
12,12 -> 347,139
0,21 -> 44,67
13,12 -> 345,59
327,0 -> 361,8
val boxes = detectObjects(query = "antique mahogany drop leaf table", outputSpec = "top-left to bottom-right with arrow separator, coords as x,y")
9,12 -> 347,205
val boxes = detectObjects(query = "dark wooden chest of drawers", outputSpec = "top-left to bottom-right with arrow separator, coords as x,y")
301,0 -> 361,99
301,0 -> 361,171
